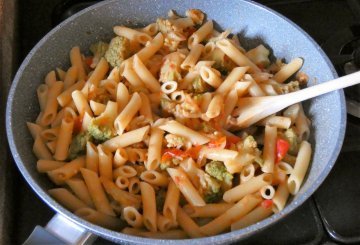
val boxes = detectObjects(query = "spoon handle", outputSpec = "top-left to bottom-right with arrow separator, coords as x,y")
284,71 -> 360,104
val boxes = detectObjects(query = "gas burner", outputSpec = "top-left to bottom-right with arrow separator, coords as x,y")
322,25 -> 360,118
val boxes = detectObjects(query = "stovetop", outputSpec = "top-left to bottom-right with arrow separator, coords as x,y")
6,0 -> 360,244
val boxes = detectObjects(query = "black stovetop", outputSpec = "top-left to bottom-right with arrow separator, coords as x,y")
9,0 -> 360,244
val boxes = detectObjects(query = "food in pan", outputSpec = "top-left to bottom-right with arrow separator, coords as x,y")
27,9 -> 312,238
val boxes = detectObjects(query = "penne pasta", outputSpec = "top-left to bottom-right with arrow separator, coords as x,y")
66,178 -> 95,208
76,207 -> 125,230
81,168 -> 116,216
231,200 -> 273,231
49,188 -> 87,212
123,206 -> 143,228
133,55 -> 161,93
183,203 -> 234,218
158,120 -> 209,145
287,141 -> 311,195
200,194 -> 261,236
140,182 -> 157,232
47,157 -> 85,185
167,168 -> 206,207
223,173 -> 272,203
114,92 -> 142,135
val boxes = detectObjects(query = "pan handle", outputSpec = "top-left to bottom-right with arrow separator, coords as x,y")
23,213 -> 97,244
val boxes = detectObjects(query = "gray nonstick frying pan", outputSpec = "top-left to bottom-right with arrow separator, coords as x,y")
6,0 -> 346,244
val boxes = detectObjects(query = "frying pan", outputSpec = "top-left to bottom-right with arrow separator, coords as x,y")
6,0 -> 346,244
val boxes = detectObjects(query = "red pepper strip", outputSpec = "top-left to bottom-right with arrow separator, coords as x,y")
184,145 -> 202,159
73,115 -> 83,134
161,148 -> 186,162
261,200 -> 273,209
276,138 -> 290,163
161,145 -> 203,162
208,136 -> 227,149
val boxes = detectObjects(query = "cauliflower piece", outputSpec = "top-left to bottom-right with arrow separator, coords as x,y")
104,36 -> 130,67
89,41 -> 109,68
87,117 -> 113,143
68,132 -> 92,160
280,81 -> 300,94
160,97 -> 177,113
243,135 -> 257,150
284,128 -> 299,154
175,94 -> 202,118
186,9 -> 205,25
157,18 -> 183,36
165,134 -> 186,148
191,76 -> 212,93
246,44 -> 270,68
205,161 -> 233,186
237,136 -> 264,167
157,18 -> 186,52
159,52 -> 185,82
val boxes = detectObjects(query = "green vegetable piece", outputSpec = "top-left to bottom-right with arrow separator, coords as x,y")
205,161 -> 234,184
204,190 -> 223,203
68,132 -> 91,160
87,118 -> 113,143
104,36 -> 130,67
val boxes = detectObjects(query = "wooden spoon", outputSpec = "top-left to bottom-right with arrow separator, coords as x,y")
233,70 -> 360,128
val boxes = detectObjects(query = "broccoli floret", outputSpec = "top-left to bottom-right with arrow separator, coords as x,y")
205,161 -> 234,186
89,41 -> 109,68
87,117 -> 113,143
156,188 -> 167,212
68,132 -> 92,160
204,190 -> 223,203
200,173 -> 222,203
104,36 -> 130,67
284,128 -> 298,154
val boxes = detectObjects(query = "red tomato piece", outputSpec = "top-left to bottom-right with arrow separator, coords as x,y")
276,138 -> 290,163
161,148 -> 185,162
208,136 -> 226,148
185,145 -> 202,159
261,199 -> 273,209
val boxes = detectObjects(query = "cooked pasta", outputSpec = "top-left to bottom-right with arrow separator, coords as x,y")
28,9 -> 313,238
